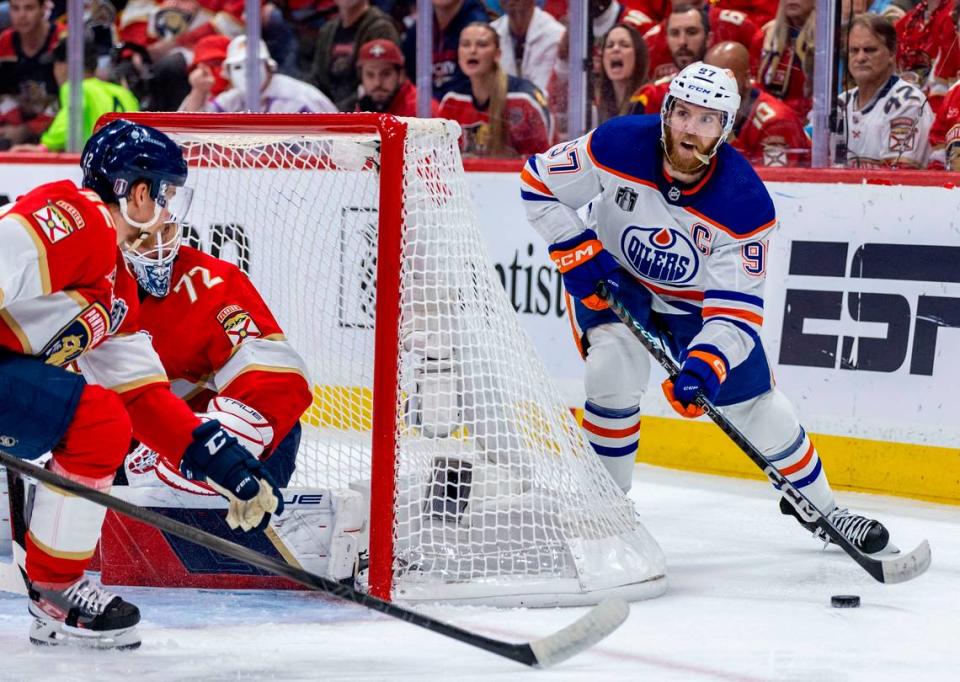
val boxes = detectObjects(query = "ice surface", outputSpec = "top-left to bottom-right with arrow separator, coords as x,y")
1,465 -> 956,681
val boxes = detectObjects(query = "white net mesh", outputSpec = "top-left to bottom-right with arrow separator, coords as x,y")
160,115 -> 665,606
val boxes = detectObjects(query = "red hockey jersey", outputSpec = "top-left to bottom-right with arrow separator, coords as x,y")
0,22 -> 65,135
118,0 -> 244,50
896,0 -> 960,101
928,79 -> 960,169
438,75 -> 552,156
754,23 -> 812,120
627,76 -> 670,115
0,180 -> 202,464
137,246 -> 312,454
644,6 -> 762,81
730,88 -> 810,167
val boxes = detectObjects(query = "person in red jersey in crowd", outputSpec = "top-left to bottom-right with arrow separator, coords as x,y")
753,0 -> 815,119
927,6 -> 960,168
896,0 -> 960,112
118,0 -> 243,61
547,0 -> 656,138
0,119 -> 283,649
628,4 -> 708,114
0,0 -> 64,149
706,40 -> 809,166
439,22 -> 552,156
596,24 -> 649,124
355,38 -> 439,116
643,1 -> 761,81
928,78 -> 960,168
176,34 -> 232,111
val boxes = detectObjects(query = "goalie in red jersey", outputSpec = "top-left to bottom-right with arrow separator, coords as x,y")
0,119 -> 283,650
120,216 -> 312,493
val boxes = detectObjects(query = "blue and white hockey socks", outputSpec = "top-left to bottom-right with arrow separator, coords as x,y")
724,389 -> 835,512
766,428 -> 834,512
582,401 -> 640,493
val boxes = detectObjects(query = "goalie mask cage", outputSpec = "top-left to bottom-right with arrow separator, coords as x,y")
120,113 -> 666,606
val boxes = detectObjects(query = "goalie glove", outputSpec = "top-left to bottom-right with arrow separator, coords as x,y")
180,420 -> 284,532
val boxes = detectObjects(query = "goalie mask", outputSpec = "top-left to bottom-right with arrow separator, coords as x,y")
660,62 -> 740,168
81,119 -> 191,296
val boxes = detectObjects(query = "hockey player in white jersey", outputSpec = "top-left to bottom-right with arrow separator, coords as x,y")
521,62 -> 893,555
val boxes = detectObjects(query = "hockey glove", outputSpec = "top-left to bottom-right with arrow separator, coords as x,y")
180,420 -> 284,532
661,347 -> 729,419
549,229 -> 621,310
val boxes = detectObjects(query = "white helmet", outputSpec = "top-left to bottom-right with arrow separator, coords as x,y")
223,36 -> 276,94
661,61 -> 741,164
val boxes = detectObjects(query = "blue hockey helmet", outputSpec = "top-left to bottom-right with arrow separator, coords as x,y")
81,119 -> 192,297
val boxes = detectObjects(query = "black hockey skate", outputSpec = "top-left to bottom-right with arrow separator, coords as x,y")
779,497 -> 894,555
28,577 -> 141,649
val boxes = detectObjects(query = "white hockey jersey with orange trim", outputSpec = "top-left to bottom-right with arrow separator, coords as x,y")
521,114 -> 777,370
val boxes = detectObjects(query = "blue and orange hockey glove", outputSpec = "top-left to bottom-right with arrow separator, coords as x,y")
662,347 -> 729,419
548,229 -> 621,310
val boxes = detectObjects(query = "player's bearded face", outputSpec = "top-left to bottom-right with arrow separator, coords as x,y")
663,100 -> 723,173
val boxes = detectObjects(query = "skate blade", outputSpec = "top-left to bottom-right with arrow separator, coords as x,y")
30,618 -> 141,650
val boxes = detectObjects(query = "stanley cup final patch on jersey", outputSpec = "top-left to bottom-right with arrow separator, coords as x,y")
218,306 -> 262,347
615,186 -> 638,212
39,302 -> 110,366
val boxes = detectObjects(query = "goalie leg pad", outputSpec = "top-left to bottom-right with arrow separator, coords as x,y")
581,324 -> 648,492
723,388 -> 835,512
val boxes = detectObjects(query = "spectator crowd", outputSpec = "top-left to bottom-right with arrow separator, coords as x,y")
2,0 -> 960,168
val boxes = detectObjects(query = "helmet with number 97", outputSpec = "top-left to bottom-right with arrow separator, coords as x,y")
660,61 -> 741,166
81,119 -> 191,296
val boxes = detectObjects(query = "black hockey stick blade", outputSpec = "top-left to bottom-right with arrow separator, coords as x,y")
597,282 -> 931,584
0,450 -> 627,667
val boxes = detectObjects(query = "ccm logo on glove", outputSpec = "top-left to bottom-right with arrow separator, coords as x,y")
550,240 -> 602,272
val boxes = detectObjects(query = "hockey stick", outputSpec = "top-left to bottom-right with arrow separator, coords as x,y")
0,468 -> 29,594
0,450 -> 627,668
596,282 -> 931,584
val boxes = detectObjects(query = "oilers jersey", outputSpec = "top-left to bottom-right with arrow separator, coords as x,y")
521,114 -> 776,372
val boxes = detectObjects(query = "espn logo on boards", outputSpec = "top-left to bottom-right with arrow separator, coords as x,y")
779,241 -> 959,375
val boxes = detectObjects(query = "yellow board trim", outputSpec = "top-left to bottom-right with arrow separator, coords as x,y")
571,409 -> 960,506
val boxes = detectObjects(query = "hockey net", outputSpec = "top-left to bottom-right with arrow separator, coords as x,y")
123,113 -> 665,606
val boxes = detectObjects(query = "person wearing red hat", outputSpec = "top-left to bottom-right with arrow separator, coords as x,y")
355,38 -> 438,117
178,34 -> 232,112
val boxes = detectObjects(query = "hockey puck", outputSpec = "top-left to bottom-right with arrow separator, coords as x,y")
830,595 -> 860,608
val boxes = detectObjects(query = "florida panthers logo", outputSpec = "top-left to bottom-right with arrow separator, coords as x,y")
620,226 -> 699,285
